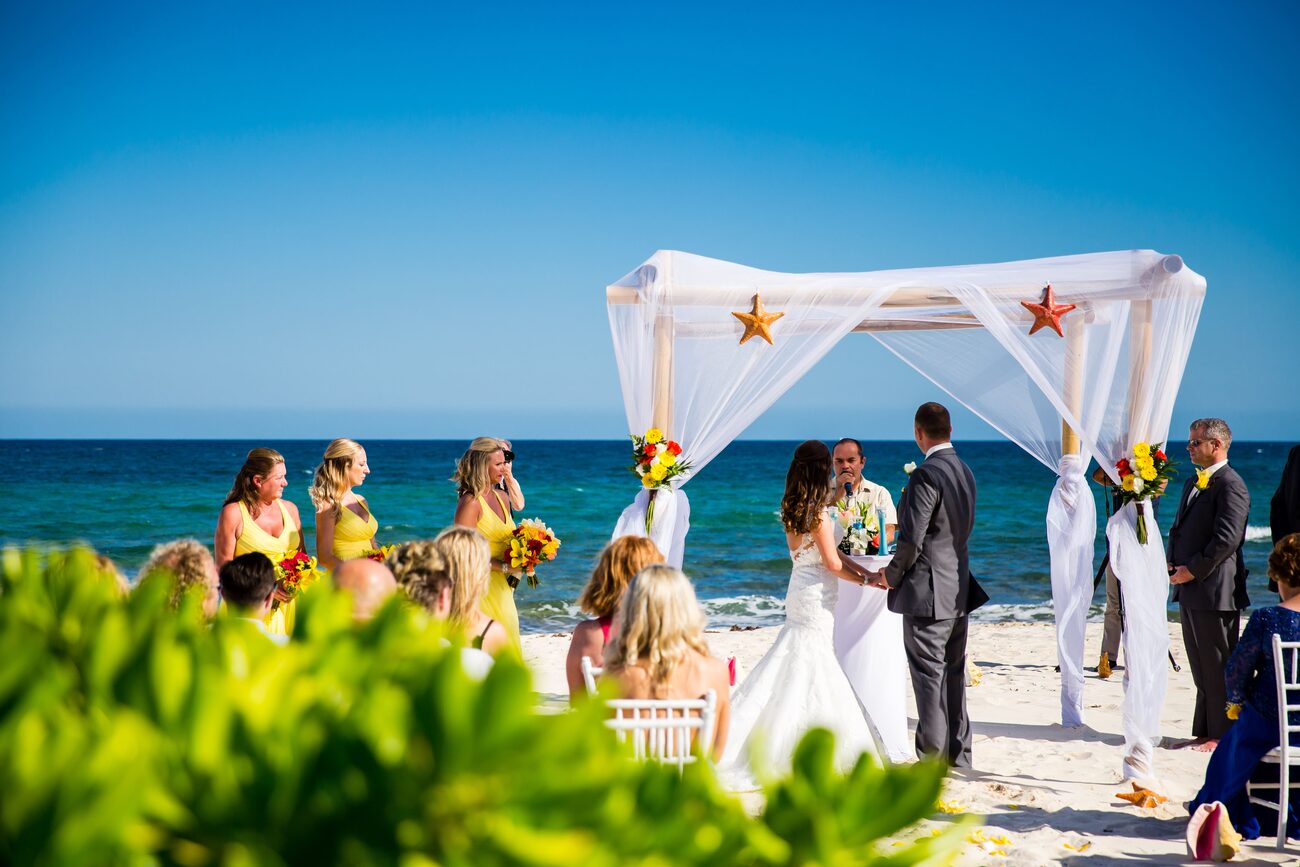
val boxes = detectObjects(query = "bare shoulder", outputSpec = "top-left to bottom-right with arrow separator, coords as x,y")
454,493 -> 482,523
282,499 -> 302,522
615,664 -> 653,698
217,501 -> 242,526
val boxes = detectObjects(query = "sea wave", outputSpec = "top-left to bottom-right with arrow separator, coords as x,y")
1246,525 -> 1273,543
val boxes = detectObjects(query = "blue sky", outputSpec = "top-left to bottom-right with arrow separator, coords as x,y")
2,1 -> 1297,441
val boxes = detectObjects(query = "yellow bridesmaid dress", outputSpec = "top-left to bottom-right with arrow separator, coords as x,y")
234,500 -> 301,636
333,497 -> 379,562
475,490 -> 521,655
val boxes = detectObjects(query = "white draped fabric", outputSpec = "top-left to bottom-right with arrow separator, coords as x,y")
1046,454 -> 1096,728
607,249 -> 1204,776
834,582 -> 912,762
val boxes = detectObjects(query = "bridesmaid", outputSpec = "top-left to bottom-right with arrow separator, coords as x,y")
214,447 -> 306,636
453,437 -> 521,655
309,438 -> 379,569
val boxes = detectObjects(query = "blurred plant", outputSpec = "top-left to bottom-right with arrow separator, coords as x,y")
1,546 -> 971,866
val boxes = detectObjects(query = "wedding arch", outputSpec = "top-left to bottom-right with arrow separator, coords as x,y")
606,248 -> 1204,778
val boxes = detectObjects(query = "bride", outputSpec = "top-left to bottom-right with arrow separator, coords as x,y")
720,440 -> 884,785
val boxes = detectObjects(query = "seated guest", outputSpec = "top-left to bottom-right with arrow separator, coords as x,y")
433,527 -> 510,656
565,536 -> 664,703
333,557 -> 396,622
1190,533 -> 1300,839
218,552 -> 288,646
138,539 -> 220,617
602,564 -> 731,759
387,540 -> 494,678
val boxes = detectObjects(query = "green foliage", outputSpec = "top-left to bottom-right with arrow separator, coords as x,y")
1,546 -> 970,866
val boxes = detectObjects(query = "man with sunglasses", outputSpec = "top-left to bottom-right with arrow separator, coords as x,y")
1167,417 -> 1251,752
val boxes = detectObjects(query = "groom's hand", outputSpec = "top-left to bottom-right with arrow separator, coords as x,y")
865,569 -> 891,590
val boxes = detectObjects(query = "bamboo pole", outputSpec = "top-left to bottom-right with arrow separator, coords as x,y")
651,312 -> 675,435
1061,314 -> 1086,455
1126,299 -> 1154,443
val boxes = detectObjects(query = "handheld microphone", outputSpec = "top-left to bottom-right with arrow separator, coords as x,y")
844,480 -> 853,498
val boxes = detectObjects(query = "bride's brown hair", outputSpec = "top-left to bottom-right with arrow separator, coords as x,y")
781,440 -> 834,535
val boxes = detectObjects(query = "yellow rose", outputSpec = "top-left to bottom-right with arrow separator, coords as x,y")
1140,466 -> 1157,481
645,428 -> 664,444
659,451 -> 677,468
1133,442 -> 1151,458
650,464 -> 668,481
641,473 -> 656,488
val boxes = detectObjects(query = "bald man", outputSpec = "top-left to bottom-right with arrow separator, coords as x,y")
334,558 -> 397,621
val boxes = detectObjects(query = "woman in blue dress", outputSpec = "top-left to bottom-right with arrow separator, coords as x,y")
1190,532 -> 1300,839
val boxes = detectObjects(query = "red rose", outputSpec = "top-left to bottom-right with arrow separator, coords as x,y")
667,442 -> 682,456
643,444 -> 657,458
1116,458 -> 1131,475
1154,449 -> 1166,461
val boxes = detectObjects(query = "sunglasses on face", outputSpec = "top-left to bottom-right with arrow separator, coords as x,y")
503,449 -> 515,462
1187,439 -> 1217,448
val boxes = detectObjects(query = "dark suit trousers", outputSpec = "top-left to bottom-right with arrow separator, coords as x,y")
1179,606 -> 1240,739
903,614 -> 972,767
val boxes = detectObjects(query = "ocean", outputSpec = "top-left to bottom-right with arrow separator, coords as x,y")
2,439 -> 1288,632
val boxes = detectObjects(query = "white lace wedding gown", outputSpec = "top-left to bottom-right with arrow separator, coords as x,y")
719,525 -> 882,787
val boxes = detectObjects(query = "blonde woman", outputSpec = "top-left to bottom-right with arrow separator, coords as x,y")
387,540 -> 495,679
434,526 -> 510,656
214,448 -> 305,636
603,564 -> 731,759
452,437 -> 521,654
309,438 -> 379,569
138,538 -> 220,617
565,536 -> 664,702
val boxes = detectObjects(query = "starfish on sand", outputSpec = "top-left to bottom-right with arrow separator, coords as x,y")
1115,781 -> 1168,808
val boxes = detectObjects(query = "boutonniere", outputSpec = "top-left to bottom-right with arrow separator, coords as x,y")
1195,469 -> 1210,491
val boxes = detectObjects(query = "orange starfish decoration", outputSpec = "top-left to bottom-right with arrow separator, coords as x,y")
1115,781 -> 1167,808
732,293 -> 785,345
1020,283 -> 1076,337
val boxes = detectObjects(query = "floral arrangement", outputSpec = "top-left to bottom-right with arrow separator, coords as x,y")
630,428 -> 692,533
275,550 -> 324,602
1113,441 -> 1177,543
363,545 -> 396,563
507,518 -> 560,589
830,497 -> 882,556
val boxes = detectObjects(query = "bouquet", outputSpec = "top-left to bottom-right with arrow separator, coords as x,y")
275,550 -> 324,603
507,518 -> 560,589
1113,441 -> 1177,544
363,544 -> 396,563
630,428 -> 693,533
830,497 -> 882,556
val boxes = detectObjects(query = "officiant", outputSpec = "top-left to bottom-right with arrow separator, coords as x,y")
830,437 -> 912,762
832,438 -> 897,547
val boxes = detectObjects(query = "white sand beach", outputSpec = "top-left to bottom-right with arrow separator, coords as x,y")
524,621 -> 1296,866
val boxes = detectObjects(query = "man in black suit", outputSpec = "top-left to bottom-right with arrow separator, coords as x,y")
1167,417 -> 1251,751
867,402 -> 986,766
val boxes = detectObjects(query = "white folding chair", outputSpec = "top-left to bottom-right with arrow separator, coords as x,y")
581,655 -> 603,696
1247,634 -> 1300,849
605,690 -> 717,770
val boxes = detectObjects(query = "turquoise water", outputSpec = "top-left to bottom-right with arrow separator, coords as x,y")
1,439 -> 1288,631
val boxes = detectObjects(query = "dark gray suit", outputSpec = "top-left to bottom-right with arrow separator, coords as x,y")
1167,464 -> 1251,739
885,445 -> 987,766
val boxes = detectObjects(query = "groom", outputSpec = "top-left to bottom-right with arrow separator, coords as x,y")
867,402 -> 986,767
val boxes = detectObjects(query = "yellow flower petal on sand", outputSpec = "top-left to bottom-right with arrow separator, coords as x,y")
645,428 -> 664,444
936,800 -> 966,814
1062,841 -> 1091,852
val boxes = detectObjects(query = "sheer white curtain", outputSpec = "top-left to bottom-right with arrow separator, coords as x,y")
870,253 -> 1203,772
608,251 -> 899,565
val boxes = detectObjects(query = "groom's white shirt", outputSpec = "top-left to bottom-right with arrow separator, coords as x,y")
924,442 -> 954,459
